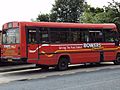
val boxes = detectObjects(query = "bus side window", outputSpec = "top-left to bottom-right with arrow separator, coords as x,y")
104,30 -> 117,43
49,28 -> 70,44
81,31 -> 89,42
49,28 -> 61,44
28,29 -> 37,44
71,29 -> 80,43
71,28 -> 89,43
89,30 -> 103,42
40,28 -> 49,44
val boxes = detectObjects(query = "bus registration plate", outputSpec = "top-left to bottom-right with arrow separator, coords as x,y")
8,59 -> 13,62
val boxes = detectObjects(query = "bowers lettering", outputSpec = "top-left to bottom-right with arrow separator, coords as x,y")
83,43 -> 101,48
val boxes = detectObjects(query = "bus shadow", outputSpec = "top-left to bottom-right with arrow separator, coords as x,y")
3,62 -> 116,76
0,62 -> 28,67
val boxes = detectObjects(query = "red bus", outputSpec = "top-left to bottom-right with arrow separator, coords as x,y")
1,21 -> 120,70
0,30 -> 1,58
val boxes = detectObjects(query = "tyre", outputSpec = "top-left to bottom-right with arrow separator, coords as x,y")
56,58 -> 69,71
114,56 -> 120,65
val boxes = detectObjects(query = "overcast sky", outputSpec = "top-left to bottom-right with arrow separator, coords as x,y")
0,0 -> 119,30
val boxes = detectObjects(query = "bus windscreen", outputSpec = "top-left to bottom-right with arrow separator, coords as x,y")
2,28 -> 20,44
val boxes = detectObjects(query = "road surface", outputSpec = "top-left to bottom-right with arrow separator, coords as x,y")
0,63 -> 120,90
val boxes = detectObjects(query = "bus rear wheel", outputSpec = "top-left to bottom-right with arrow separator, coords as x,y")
114,56 -> 120,65
56,58 -> 69,71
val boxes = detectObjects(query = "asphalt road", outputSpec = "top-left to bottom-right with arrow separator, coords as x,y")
0,64 -> 120,90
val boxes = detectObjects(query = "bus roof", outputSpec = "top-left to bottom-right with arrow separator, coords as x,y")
3,21 -> 117,30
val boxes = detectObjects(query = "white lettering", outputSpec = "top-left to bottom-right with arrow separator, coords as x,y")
83,43 -> 101,48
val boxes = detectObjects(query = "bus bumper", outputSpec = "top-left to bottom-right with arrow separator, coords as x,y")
0,57 -> 27,63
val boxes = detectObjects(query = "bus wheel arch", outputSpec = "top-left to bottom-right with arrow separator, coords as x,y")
56,55 -> 71,71
114,53 -> 120,65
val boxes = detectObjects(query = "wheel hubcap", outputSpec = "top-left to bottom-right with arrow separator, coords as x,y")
61,62 -> 66,67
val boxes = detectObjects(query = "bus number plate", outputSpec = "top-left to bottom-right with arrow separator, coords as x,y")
8,59 -> 13,62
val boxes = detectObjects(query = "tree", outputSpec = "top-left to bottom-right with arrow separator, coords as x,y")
34,0 -> 85,22
80,12 -> 94,23
93,12 -> 112,23
80,3 -> 104,23
49,13 -> 58,22
51,0 -> 85,22
104,0 -> 120,30
80,0 -> 120,31
36,13 -> 50,22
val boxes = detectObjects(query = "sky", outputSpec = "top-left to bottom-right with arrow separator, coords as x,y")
0,0 -> 119,30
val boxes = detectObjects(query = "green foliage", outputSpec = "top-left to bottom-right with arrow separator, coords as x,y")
93,12 -> 109,23
80,3 -> 105,23
35,0 -> 85,22
51,0 -> 85,22
36,13 -> 50,22
80,12 -> 94,23
81,0 -> 120,30
105,0 -> 120,30
49,13 -> 58,22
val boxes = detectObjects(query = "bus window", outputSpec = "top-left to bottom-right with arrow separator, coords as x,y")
71,28 -> 89,43
2,28 -> 20,44
71,28 -> 80,43
28,29 -> 37,44
49,28 -> 60,44
82,31 -> 89,42
104,30 -> 118,42
89,30 -> 103,42
40,28 -> 49,44
49,28 -> 70,44
59,28 -> 70,43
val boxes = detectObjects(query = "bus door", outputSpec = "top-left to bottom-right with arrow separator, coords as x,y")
103,30 -> 118,61
27,28 -> 39,63
89,30 -> 104,62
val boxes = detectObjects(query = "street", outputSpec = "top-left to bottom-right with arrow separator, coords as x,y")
0,63 -> 120,90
